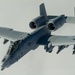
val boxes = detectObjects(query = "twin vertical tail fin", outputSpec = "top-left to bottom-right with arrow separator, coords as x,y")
40,3 -> 48,21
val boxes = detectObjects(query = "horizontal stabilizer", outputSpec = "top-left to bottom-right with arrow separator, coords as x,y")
47,15 -> 75,24
66,16 -> 75,24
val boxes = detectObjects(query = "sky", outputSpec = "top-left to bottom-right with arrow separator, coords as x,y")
0,0 -> 75,75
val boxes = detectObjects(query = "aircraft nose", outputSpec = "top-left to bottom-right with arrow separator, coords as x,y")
1,62 -> 9,71
1,59 -> 10,71
1,63 -> 5,71
0,63 -> 4,71
1,67 -> 5,71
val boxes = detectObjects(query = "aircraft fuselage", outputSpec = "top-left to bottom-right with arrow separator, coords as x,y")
1,25 -> 50,70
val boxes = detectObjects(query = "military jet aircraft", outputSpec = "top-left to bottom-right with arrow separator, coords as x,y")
1,3 -> 75,71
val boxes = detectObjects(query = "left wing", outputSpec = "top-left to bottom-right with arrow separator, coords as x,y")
0,27 -> 29,42
48,35 -> 75,46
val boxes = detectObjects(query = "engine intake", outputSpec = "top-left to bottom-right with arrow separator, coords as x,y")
29,22 -> 36,29
48,23 -> 55,30
29,15 -> 47,29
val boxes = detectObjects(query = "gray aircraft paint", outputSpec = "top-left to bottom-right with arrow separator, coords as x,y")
1,25 -> 50,70
0,1 -> 75,75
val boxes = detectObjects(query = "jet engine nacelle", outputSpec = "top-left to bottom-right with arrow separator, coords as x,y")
29,15 -> 47,29
48,15 -> 66,31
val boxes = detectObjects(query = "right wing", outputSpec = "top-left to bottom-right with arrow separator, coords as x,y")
48,35 -> 75,54
48,35 -> 75,46
0,27 -> 29,42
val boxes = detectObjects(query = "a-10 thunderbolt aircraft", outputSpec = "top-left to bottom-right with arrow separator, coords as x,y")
0,3 -> 75,70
